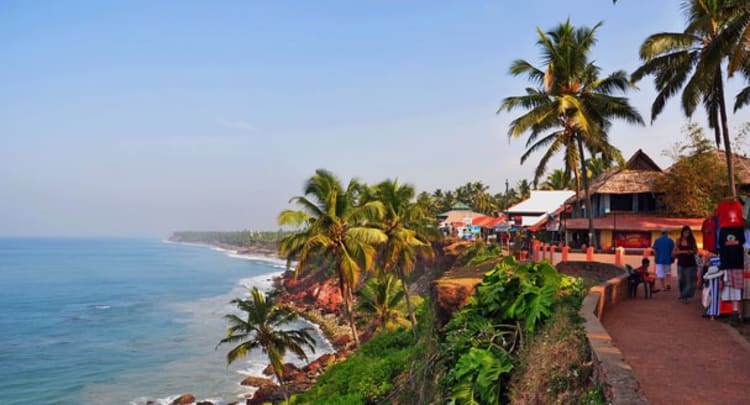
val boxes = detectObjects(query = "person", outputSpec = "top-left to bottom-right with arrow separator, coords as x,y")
637,257 -> 659,293
653,228 -> 675,292
673,225 -> 698,303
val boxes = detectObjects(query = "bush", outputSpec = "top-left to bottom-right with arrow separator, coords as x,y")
291,329 -> 420,404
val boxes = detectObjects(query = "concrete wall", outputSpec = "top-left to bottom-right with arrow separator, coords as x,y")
577,265 -> 649,404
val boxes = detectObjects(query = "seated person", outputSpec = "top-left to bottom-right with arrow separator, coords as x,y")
637,258 -> 659,293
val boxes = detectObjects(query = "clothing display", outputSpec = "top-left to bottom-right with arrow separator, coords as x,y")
701,217 -> 718,252
718,227 -> 745,270
716,199 -> 744,228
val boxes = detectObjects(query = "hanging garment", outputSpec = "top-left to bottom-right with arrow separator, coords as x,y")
716,199 -> 744,228
701,217 -> 718,252
718,227 -> 745,270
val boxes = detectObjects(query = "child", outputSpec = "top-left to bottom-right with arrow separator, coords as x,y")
638,258 -> 659,293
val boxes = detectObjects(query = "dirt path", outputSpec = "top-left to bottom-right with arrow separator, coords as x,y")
602,278 -> 750,405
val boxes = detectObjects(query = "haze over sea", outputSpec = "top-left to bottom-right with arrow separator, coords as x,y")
0,238 -> 332,405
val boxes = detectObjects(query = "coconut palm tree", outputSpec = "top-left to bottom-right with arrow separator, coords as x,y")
278,169 -> 387,348
217,287 -> 316,402
356,274 -> 410,333
499,20 -> 643,248
632,0 -> 750,197
370,179 -> 435,338
540,169 -> 574,190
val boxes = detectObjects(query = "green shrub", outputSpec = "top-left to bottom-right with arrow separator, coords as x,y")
442,257 -> 584,405
292,329 -> 420,404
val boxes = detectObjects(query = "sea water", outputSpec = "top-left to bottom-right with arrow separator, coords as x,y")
0,238 -> 332,405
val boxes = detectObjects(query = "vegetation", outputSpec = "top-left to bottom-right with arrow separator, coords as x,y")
278,169 -> 388,348
356,274 -> 411,333
170,230 -> 290,245
368,179 -> 435,338
441,257 -> 584,404
632,0 -> 750,198
499,20 -> 644,249
216,287 -> 316,402
658,123 -> 731,216
290,328 -> 421,405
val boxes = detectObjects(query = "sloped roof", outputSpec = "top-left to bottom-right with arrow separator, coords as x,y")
625,149 -> 662,172
568,150 -> 665,199
507,190 -> 575,214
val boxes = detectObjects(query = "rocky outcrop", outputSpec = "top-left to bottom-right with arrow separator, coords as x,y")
196,401 -> 214,405
170,394 -> 195,405
240,376 -> 278,389
432,277 -> 480,327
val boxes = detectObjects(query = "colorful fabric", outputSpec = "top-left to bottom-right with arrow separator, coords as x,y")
719,227 -> 745,270
705,277 -> 721,317
716,199 -> 744,228
726,268 -> 744,289
701,217 -> 717,252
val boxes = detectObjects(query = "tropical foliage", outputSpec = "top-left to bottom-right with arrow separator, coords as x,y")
278,169 -> 387,347
170,230 -> 290,245
657,123 -> 731,216
368,179 -> 435,337
442,257 -> 584,404
356,274 -> 411,333
217,287 -> 316,401
632,0 -> 750,197
290,328 -> 421,405
499,20 -> 643,248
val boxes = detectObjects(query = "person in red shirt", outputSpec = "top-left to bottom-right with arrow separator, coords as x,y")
638,258 -> 659,293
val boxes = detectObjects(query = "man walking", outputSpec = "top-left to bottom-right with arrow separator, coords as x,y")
653,228 -> 675,291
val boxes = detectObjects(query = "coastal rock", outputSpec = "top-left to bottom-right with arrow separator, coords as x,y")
170,393 -> 195,405
262,363 -> 275,376
196,402 -> 214,405
302,353 -> 335,374
247,386 -> 281,405
334,334 -> 351,347
240,376 -> 278,389
433,277 -> 479,328
281,362 -> 300,381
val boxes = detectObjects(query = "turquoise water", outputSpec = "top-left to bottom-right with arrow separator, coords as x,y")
0,238 -> 331,405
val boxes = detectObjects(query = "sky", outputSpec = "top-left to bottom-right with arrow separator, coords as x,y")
1,0 -> 749,237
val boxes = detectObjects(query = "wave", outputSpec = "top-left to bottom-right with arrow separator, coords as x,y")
165,240 -> 294,270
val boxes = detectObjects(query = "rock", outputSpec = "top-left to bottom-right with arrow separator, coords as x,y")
281,362 -> 301,381
262,363 -> 275,376
302,353 -> 335,373
240,376 -> 278,389
170,394 -> 195,405
247,386 -> 280,405
146,401 -> 155,405
196,402 -> 214,405
334,334 -> 351,347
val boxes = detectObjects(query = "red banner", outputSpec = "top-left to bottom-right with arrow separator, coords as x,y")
614,231 -> 651,248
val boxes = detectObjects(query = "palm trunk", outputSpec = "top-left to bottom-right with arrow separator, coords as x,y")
338,271 -> 360,348
274,370 -> 288,403
573,166 -> 581,214
400,271 -> 418,339
716,70 -> 737,198
577,136 -> 597,249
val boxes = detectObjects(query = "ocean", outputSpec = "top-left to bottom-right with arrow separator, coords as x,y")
0,238 -> 333,405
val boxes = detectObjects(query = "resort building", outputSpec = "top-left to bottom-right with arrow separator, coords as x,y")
565,149 -> 750,250
506,190 -> 575,243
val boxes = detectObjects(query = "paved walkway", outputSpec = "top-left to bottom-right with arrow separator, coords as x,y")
602,278 -> 750,405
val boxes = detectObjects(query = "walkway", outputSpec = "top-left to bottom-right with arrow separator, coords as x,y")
602,279 -> 750,405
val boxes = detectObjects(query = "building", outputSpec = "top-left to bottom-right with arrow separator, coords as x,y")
564,149 -> 701,249
506,190 -> 575,244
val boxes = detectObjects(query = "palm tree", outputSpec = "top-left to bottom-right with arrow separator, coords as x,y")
278,169 -> 387,348
217,287 -> 316,402
632,0 -> 750,197
370,179 -> 435,338
540,168 -> 574,190
356,274 -> 410,333
499,20 -> 643,248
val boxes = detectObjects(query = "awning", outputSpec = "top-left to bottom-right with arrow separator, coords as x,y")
565,216 -> 704,231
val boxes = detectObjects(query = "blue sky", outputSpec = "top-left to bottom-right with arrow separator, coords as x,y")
1,0 -> 748,236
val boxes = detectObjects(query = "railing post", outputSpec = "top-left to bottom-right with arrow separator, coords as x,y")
562,246 -> 570,262
550,245 -> 557,265
532,240 -> 540,261
615,247 -> 625,266
586,246 -> 594,262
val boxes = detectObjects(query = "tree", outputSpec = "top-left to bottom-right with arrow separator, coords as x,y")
632,0 -> 750,198
278,169 -> 387,347
370,179 -> 435,338
499,20 -> 643,248
657,123 -> 729,216
217,287 -> 316,402
540,169 -> 574,190
356,274 -> 411,333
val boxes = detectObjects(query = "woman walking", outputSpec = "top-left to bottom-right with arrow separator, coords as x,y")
674,225 -> 698,303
